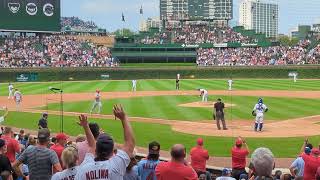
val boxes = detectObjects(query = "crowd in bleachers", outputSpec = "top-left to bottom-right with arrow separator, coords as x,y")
196,40 -> 320,66
61,17 -> 99,32
0,35 -> 117,68
0,105 -> 318,180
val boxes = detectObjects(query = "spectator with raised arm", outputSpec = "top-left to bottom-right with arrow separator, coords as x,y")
75,104 -> 135,179
231,137 -> 249,180
51,114 -> 96,180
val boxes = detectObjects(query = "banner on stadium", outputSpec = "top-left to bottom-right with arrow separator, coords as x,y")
100,74 -> 110,80
16,73 -> 38,82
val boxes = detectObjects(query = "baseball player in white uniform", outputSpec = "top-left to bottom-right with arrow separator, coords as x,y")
0,106 -> 8,124
293,73 -> 297,83
228,79 -> 233,91
132,80 -> 137,92
252,98 -> 268,132
90,89 -> 102,114
8,83 -> 14,99
198,89 -> 208,102
14,89 -> 22,111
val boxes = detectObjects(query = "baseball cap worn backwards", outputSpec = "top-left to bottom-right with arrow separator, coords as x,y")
38,128 -> 50,140
96,134 -> 114,153
149,141 -> 160,155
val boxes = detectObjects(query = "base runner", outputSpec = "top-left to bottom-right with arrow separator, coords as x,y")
14,89 -> 22,111
198,88 -> 208,102
90,89 -> 102,114
252,98 -> 268,132
8,83 -> 14,99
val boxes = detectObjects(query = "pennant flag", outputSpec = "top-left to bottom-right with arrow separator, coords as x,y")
140,5 -> 143,15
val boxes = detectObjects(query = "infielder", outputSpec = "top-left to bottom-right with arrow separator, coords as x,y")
90,89 -> 102,114
252,98 -> 268,132
198,88 -> 208,102
0,106 -> 8,124
132,80 -> 137,92
228,79 -> 233,91
8,83 -> 14,99
176,74 -> 180,90
14,89 -> 22,111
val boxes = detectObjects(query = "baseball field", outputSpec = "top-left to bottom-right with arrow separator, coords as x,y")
0,79 -> 320,159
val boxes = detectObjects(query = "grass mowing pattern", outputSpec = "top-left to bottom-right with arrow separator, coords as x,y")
46,95 -> 320,121
2,111 -> 319,158
1,79 -> 320,95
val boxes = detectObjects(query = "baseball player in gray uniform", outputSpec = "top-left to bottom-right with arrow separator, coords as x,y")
90,89 -> 102,114
252,98 -> 268,132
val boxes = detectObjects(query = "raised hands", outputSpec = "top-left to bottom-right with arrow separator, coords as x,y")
113,104 -> 127,121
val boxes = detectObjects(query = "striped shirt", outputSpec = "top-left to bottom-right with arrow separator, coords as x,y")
18,146 -> 59,180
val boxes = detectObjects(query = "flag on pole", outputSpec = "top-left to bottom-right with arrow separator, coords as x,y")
140,5 -> 143,15
122,13 -> 125,22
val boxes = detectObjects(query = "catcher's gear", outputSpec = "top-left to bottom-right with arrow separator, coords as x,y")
252,111 -> 256,116
265,108 -> 269,113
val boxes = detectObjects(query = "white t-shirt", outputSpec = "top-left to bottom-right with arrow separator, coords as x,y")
51,167 -> 78,180
75,150 -> 130,180
8,85 -> 13,91
253,103 -> 268,114
14,91 -> 22,101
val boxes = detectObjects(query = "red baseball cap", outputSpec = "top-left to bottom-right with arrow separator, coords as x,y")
236,138 -> 243,146
56,133 -> 69,140
197,138 -> 204,146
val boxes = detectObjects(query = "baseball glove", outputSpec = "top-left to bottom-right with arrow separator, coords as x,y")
252,111 -> 256,116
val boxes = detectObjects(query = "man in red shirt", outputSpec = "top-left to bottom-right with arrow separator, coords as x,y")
300,138 -> 320,180
50,133 -> 68,165
190,138 -> 210,179
231,137 -> 249,180
1,127 -> 21,163
156,144 -> 198,180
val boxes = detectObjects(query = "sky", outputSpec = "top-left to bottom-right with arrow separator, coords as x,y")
61,0 -> 320,34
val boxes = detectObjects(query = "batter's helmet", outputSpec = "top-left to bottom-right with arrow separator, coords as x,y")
258,98 -> 263,104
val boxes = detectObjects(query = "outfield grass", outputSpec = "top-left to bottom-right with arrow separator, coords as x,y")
2,111 -> 318,158
45,95 -> 320,121
1,79 -> 320,96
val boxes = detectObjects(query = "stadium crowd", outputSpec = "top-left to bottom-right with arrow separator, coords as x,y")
0,105 -> 318,180
196,40 -> 320,66
61,17 -> 99,32
0,36 -> 117,68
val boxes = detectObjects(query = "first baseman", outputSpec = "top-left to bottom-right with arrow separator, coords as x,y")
198,88 -> 208,102
90,89 -> 102,114
14,89 -> 22,111
252,98 -> 268,132
8,83 -> 14,99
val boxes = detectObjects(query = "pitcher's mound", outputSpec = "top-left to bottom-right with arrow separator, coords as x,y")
179,101 -> 236,108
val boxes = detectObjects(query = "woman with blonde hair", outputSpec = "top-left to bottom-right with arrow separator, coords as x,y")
51,145 -> 78,180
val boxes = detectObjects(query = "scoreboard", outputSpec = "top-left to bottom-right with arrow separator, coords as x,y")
0,0 -> 60,32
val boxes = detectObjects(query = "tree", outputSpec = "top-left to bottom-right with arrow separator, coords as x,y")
113,28 -> 135,37
279,36 -> 299,46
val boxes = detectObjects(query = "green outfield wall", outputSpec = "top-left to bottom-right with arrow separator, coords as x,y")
0,66 -> 320,82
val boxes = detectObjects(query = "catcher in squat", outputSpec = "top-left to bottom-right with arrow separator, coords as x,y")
252,98 -> 268,132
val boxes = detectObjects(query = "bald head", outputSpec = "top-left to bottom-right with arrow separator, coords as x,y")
171,144 -> 186,161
